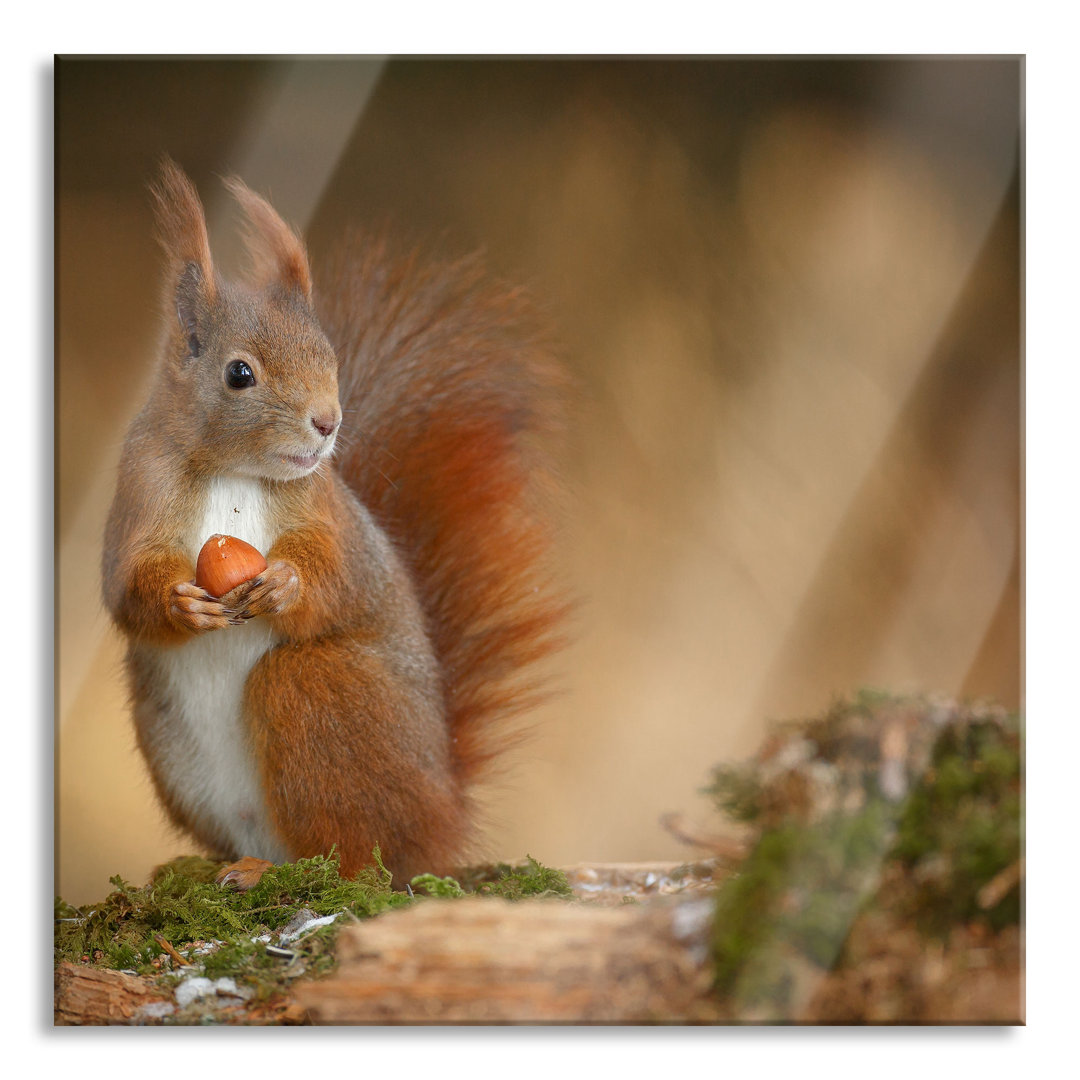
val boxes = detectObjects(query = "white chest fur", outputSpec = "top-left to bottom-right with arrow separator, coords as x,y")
188,474 -> 277,560
149,476 -> 290,862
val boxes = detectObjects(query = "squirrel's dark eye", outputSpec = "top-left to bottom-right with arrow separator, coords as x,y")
225,360 -> 256,389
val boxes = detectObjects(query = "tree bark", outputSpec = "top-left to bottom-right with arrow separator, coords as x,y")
54,962 -> 174,1026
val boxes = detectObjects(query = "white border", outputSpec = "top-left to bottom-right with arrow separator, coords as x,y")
14,5 -> 1075,1070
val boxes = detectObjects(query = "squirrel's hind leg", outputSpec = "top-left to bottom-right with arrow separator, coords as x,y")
216,855 -> 275,891
241,634 -> 471,885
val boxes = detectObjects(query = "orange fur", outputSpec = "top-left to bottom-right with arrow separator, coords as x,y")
149,159 -> 216,290
223,175 -> 313,300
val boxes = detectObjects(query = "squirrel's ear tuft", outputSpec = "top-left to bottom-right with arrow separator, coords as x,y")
150,157 -> 217,358
150,156 -> 217,305
223,175 -> 313,302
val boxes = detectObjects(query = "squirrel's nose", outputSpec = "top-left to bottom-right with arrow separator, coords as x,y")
311,413 -> 340,438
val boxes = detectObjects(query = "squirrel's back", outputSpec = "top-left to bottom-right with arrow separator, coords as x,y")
316,236 -> 570,786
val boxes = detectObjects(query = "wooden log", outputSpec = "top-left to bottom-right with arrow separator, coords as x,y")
54,962 -> 173,1026
297,895 -> 719,1024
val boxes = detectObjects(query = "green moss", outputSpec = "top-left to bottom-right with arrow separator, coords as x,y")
891,717 -> 1022,934
701,764 -> 764,825
706,694 -> 1023,1015
408,856 -> 574,900
711,801 -> 893,1007
409,874 -> 467,898
242,847 -> 404,919
54,848 -> 411,977
852,686 -> 908,711
55,848 -> 573,1005
469,855 -> 574,900
54,896 -> 82,921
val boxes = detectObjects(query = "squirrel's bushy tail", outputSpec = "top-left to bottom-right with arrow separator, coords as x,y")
316,235 -> 569,785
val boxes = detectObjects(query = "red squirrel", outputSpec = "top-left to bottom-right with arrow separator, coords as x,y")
101,158 -> 567,889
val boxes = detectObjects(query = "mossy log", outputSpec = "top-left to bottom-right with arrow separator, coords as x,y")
296,894 -> 719,1024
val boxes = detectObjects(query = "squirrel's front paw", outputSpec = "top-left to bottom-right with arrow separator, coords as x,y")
220,560 -> 300,621
169,581 -> 230,634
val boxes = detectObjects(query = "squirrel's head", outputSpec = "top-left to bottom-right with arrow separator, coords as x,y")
149,156 -> 341,483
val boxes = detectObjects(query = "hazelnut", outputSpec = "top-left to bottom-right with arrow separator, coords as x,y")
195,534 -> 268,598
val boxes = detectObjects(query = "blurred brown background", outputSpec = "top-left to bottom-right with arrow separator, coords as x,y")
56,58 -> 1021,904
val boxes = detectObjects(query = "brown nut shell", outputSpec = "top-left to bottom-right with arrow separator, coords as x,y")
195,534 -> 268,598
